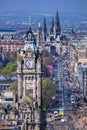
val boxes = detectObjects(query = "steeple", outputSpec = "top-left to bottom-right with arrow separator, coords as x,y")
43,18 -> 47,41
54,9 -> 61,38
38,22 -> 42,29
37,22 -> 43,47
50,18 -> 54,34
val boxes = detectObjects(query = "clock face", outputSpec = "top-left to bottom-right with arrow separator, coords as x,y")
25,59 -> 34,69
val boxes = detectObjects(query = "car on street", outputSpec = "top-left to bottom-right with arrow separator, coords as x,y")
61,118 -> 67,123
71,100 -> 76,104
59,108 -> 65,116
70,95 -> 75,98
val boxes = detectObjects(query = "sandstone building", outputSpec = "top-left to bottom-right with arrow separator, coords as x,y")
17,27 -> 43,130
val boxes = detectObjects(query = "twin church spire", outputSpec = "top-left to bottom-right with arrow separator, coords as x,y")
25,9 -> 61,48
55,9 -> 61,36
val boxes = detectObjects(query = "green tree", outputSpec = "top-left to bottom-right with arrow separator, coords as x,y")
42,78 -> 56,110
42,49 -> 53,77
42,49 -> 53,66
0,61 -> 17,77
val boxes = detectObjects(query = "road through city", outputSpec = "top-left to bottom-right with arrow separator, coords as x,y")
46,55 -> 78,130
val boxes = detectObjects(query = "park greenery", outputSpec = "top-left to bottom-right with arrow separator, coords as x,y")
0,52 -> 17,76
0,49 -> 52,77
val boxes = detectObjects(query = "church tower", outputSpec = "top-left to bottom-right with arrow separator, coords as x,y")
50,18 -> 54,35
17,27 -> 42,130
37,23 -> 43,47
43,18 -> 47,42
54,9 -> 61,38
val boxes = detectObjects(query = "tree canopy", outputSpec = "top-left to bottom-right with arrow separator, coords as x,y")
42,78 -> 56,110
42,49 -> 53,77
42,49 -> 53,66
0,61 -> 17,77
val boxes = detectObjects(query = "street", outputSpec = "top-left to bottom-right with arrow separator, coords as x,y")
46,54 -> 79,130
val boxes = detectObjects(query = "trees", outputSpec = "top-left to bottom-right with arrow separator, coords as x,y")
42,49 -> 53,65
42,78 -> 56,110
42,49 -> 53,77
0,61 -> 17,77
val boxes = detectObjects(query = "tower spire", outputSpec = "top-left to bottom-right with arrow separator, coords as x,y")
55,9 -> 61,38
43,17 -> 47,41
37,22 -> 43,47
50,17 -> 54,34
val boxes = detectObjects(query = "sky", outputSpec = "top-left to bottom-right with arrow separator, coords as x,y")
0,0 -> 87,14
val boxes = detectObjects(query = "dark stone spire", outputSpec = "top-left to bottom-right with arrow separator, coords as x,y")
43,18 -> 47,41
55,9 -> 61,37
50,18 -> 54,34
38,22 -> 42,30
37,22 -> 43,46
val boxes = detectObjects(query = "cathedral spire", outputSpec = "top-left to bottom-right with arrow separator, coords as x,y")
55,9 -> 61,38
43,18 -> 47,41
37,22 -> 43,47
50,18 -> 54,34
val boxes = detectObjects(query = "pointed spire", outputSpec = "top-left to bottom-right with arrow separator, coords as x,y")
50,18 -> 54,34
43,18 -> 47,41
37,22 -> 43,46
38,22 -> 41,28
38,22 -> 42,30
43,18 -> 47,33
55,9 -> 61,37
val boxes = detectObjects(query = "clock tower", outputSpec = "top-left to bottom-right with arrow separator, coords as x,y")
17,27 -> 42,130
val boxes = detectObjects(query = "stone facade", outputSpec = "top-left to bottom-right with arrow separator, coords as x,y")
17,27 -> 42,130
